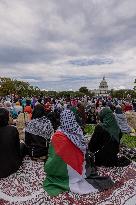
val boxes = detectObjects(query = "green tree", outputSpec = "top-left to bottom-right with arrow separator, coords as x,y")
0,77 -> 41,97
79,86 -> 89,94
0,77 -> 15,96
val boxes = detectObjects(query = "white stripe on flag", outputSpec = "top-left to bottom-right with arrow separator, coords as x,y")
67,165 -> 98,194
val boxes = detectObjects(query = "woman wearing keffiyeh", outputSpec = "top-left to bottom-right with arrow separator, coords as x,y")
43,109 -> 114,196
25,104 -> 54,158
58,109 -> 87,152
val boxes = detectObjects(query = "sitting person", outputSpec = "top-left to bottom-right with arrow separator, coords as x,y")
13,101 -> 23,115
0,108 -> 26,178
25,104 -> 54,158
16,111 -> 31,140
114,106 -> 132,134
43,109 -> 114,196
88,108 -> 130,167
124,102 -> 133,112
24,100 -> 33,119
4,101 -> 18,119
86,105 -> 97,124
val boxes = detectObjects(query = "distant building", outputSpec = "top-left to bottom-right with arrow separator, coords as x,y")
90,77 -> 109,96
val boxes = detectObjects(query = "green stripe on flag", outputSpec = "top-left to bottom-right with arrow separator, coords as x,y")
43,144 -> 69,196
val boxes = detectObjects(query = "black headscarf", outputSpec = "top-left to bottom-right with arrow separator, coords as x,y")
115,107 -> 123,114
32,104 -> 45,119
0,108 -> 9,127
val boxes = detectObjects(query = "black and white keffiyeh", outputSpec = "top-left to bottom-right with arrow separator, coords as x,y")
58,109 -> 86,152
25,116 -> 54,140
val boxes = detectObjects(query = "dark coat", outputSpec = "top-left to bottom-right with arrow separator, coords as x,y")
88,125 -> 122,166
0,125 -> 22,178
25,132 -> 49,157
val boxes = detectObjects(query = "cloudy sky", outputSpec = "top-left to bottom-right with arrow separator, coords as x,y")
0,0 -> 136,91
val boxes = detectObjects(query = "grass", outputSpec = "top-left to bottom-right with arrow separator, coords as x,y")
84,124 -> 136,149
84,124 -> 95,135
121,134 -> 136,149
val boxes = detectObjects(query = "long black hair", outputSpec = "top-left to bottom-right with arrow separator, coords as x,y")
0,108 -> 9,127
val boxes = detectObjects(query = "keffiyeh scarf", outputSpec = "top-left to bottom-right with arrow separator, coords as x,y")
25,116 -> 54,140
58,109 -> 86,152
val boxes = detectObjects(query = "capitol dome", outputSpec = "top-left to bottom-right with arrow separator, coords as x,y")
90,76 -> 109,96
99,76 -> 108,90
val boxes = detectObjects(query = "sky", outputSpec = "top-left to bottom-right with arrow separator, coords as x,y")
0,0 -> 136,91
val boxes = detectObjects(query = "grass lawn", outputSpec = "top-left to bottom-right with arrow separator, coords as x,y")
121,134 -> 136,149
84,124 -> 136,149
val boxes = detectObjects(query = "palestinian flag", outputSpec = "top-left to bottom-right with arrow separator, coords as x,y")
43,131 -> 98,196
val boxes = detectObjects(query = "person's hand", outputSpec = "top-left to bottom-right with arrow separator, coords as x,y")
131,128 -> 135,133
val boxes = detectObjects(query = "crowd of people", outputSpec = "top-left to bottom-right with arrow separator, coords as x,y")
0,94 -> 135,196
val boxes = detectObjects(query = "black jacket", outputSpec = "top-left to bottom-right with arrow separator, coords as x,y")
0,125 -> 22,178
88,125 -> 122,166
25,132 -> 49,157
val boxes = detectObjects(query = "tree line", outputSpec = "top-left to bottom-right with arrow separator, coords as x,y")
0,77 -> 136,98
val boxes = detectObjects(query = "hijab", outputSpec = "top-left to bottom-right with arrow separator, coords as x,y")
99,108 -> 120,143
32,104 -> 45,119
0,108 -> 9,127
58,109 -> 86,152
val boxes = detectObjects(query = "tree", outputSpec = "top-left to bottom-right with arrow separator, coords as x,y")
79,87 -> 89,94
0,77 -> 15,96
0,77 -> 41,97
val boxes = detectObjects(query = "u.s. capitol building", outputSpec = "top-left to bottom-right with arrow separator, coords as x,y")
90,77 -> 109,96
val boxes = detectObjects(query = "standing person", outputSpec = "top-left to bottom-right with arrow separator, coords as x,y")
21,97 -> 26,111
24,100 -> 33,119
0,108 -> 26,178
88,108 -> 130,167
14,101 -> 23,115
4,101 -> 18,119
31,96 -> 37,108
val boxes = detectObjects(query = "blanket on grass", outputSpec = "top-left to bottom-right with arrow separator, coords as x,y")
0,157 -> 136,205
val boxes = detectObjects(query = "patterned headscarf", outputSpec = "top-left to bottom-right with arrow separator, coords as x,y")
58,109 -> 86,152
115,106 -> 131,133
99,108 -> 120,143
25,116 -> 54,140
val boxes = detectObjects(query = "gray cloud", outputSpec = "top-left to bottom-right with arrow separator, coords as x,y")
69,58 -> 113,66
0,0 -> 136,90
